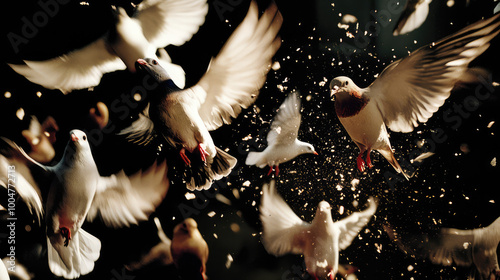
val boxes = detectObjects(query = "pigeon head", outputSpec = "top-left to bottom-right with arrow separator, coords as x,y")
62,130 -> 91,165
316,201 -> 333,220
329,76 -> 356,99
135,58 -> 172,83
299,142 -> 318,156
174,218 -> 199,236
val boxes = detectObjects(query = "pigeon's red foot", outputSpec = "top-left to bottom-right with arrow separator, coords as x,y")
366,149 -> 373,169
356,153 -> 366,172
198,144 -> 209,162
60,227 -> 71,247
180,148 -> 191,166
267,166 -> 274,176
266,165 -> 280,176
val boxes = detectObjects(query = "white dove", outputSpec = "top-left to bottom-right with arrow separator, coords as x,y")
393,0 -> 432,36
120,0 -> 283,190
384,217 -> 500,280
3,129 -> 169,279
245,91 -> 317,176
260,180 -> 378,280
329,13 -> 500,177
8,0 -> 208,93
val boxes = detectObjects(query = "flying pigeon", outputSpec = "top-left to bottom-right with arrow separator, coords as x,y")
329,13 -> 500,176
21,116 -> 59,164
120,1 -> 283,190
8,0 -> 209,93
245,91 -> 317,176
384,217 -> 500,280
260,180 -> 378,280
393,0 -> 432,36
2,130 -> 169,279
171,218 -> 209,280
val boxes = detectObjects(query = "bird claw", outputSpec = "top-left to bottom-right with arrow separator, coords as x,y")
180,148 -> 191,166
266,166 -> 280,176
198,144 -> 209,163
366,150 -> 373,169
60,227 -> 71,247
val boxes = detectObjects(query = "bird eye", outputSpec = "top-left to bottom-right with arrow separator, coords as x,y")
345,81 -> 349,86
152,60 -> 158,65
82,135 -> 87,141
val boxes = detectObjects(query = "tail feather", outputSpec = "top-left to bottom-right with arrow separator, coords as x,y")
378,148 -> 409,180
47,228 -> 101,279
185,147 -> 237,191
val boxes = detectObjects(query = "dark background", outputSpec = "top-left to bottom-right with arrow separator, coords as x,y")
1,0 -> 499,279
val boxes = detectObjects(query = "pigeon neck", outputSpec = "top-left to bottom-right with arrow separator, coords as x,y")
158,79 -> 181,93
335,90 -> 369,118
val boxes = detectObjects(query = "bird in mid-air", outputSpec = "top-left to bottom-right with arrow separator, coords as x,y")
245,91 -> 317,176
260,180 -> 378,280
1,130 -> 169,278
384,217 -> 500,280
8,0 -> 209,93
120,1 -> 283,190
330,13 -> 500,177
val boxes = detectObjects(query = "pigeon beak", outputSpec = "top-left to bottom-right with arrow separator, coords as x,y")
313,151 -> 318,155
330,86 -> 339,97
136,59 -> 147,66
70,133 -> 78,142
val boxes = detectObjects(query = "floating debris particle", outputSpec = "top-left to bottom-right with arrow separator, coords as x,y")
185,192 -> 196,200
207,211 -> 216,218
225,254 -> 234,269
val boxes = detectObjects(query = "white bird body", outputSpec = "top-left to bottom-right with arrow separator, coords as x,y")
385,217 -> 500,279
2,130 -> 169,278
246,92 -> 317,175
120,1 -> 282,190
393,0 -> 432,36
260,180 -> 377,279
330,13 -> 500,177
8,0 -> 208,92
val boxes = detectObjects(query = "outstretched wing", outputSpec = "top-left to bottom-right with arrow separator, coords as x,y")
260,180 -> 310,256
137,0 -> 208,48
267,91 -> 302,146
370,13 -> 500,133
195,1 -> 282,131
8,39 -> 125,93
335,197 -> 378,250
87,160 -> 169,228
392,0 -> 431,36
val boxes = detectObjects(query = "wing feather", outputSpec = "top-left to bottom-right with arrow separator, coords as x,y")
87,160 -> 169,228
196,1 -> 283,131
260,180 -> 309,256
336,197 -> 378,250
370,13 -> 500,132
137,0 -> 208,47
267,91 -> 302,146
8,39 -> 125,93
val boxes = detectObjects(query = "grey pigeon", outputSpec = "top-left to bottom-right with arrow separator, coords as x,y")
120,1 -> 283,190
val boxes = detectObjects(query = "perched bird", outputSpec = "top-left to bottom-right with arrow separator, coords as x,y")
171,218 -> 209,280
330,13 -> 500,176
260,180 -> 378,280
393,0 -> 432,36
120,1 -> 283,190
8,0 -> 209,93
2,130 -> 169,279
384,217 -> 500,280
245,91 -> 317,176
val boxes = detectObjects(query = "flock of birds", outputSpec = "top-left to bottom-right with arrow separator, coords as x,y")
1,0 -> 499,279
